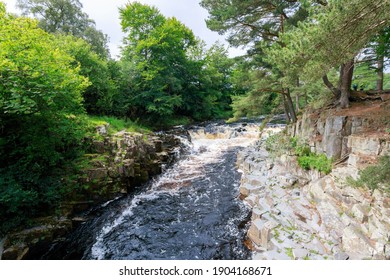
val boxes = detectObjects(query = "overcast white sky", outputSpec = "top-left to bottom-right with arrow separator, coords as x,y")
2,0 -> 246,58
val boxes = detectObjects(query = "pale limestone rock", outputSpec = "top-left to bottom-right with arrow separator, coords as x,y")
240,183 -> 265,197
368,212 -> 390,241
248,219 -> 266,247
342,225 -> 376,258
248,219 -> 279,249
348,136 -> 382,156
322,116 -> 348,160
237,119 -> 390,260
252,207 -> 263,220
340,213 -> 353,227
293,248 -> 309,259
243,174 -> 267,186
348,153 -> 360,167
351,204 -> 370,223
261,221 -> 279,249
334,252 -> 350,260
244,194 -> 259,208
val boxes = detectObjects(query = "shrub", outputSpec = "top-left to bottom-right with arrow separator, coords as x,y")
264,131 -> 333,174
297,153 -> 333,174
348,156 -> 390,192
264,132 -> 297,157
295,144 -> 311,157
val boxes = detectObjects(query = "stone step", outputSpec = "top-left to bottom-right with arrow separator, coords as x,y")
240,183 -> 266,197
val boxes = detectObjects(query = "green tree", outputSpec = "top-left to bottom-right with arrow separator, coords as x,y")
268,0 -> 390,108
361,27 -> 390,91
16,0 -> 109,58
58,35 -> 118,115
181,41 -> 235,120
120,2 -> 196,122
200,0 -> 312,122
0,3 -> 89,233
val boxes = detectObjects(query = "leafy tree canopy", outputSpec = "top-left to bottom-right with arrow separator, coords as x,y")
0,3 -> 89,233
16,0 -> 109,58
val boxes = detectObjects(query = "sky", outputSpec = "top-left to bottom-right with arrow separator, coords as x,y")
2,0 -> 246,59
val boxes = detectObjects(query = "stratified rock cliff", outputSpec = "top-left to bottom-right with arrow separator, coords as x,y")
239,102 -> 390,260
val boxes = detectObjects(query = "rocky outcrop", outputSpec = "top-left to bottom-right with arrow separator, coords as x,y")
239,109 -> 390,260
71,126 -> 181,204
289,110 -> 389,164
0,125 -> 183,260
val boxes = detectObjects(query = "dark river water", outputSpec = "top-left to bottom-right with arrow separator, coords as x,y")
43,123 -> 260,260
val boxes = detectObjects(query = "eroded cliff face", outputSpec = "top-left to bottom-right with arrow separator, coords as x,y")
238,102 -> 390,260
0,125 -> 182,260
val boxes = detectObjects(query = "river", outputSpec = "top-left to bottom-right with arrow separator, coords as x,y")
43,122 -> 264,260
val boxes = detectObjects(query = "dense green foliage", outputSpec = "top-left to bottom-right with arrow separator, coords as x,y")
296,150 -> 333,174
0,4 -> 89,233
58,35 -> 119,115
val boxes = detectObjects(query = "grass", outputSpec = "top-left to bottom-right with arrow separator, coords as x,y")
285,248 -> 294,259
87,115 -> 151,134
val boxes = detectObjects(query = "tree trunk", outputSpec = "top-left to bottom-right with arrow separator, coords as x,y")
376,54 -> 384,91
295,77 -> 300,112
322,74 -> 341,98
285,88 -> 297,122
339,59 -> 354,108
282,93 -> 292,123
376,30 -> 386,91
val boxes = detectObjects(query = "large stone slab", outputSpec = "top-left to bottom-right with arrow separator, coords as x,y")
342,225 -> 375,258
348,136 -> 382,156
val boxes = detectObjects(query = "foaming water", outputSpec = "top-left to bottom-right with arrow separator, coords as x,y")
45,122 -> 261,260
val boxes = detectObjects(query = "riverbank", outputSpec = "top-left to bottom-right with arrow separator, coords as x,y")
0,124 -> 182,260
238,102 -> 390,260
